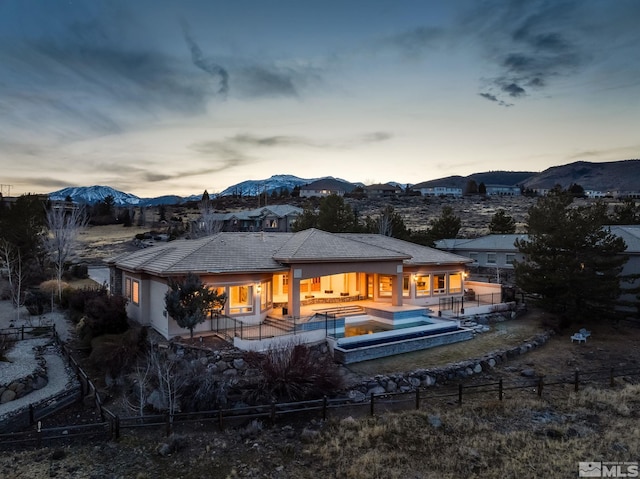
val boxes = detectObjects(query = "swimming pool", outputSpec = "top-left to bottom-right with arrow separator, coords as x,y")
342,319 -> 434,338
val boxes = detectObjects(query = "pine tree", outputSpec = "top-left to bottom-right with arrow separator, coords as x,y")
164,273 -> 227,340
489,209 -> 516,234
514,192 -> 628,323
428,206 -> 461,241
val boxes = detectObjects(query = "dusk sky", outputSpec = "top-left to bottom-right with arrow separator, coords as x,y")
1,1 -> 639,198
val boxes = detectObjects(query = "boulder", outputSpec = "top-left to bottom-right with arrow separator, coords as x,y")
0,389 -> 16,404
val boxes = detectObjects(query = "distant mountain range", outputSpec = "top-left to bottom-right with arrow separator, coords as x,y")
47,159 -> 640,206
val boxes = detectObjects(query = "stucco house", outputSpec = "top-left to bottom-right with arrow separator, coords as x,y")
108,229 -> 472,340
299,178 -> 356,198
364,183 -> 402,198
437,227 -> 640,313
436,235 -> 528,271
194,205 -> 302,233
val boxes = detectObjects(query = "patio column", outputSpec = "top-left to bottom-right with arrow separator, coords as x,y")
392,270 -> 403,306
288,268 -> 302,318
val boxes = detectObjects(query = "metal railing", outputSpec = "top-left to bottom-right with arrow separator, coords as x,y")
210,312 -> 344,342
439,292 -> 506,315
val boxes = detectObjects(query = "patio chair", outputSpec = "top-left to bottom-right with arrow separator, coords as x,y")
571,333 -> 587,344
579,328 -> 591,338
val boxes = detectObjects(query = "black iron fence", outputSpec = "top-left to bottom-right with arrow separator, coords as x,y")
439,292 -> 508,315
210,313 -> 343,342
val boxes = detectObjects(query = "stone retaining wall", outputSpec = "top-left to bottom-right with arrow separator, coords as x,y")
0,345 -> 49,404
170,329 -> 553,406
344,331 -> 553,399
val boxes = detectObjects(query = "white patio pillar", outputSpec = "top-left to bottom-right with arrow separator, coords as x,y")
288,268 -> 302,318
392,266 -> 403,306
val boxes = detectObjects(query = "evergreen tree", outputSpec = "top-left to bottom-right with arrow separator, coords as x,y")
610,199 -> 640,225
464,180 -> 478,196
164,273 -> 227,340
514,193 -> 628,323
0,194 -> 47,268
489,209 -> 516,234
568,183 -> 586,198
292,201 -> 319,232
478,182 -> 487,195
428,206 -> 461,241
317,194 -> 357,232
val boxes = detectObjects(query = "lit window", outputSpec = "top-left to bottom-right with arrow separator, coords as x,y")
260,280 -> 272,310
379,275 -> 393,297
229,285 -> 253,314
403,276 -> 410,297
433,274 -> 446,294
124,277 -> 140,305
449,273 -> 462,294
415,275 -> 430,297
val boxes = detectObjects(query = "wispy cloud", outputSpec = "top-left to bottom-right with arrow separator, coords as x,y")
471,1 -> 590,106
567,145 -> 640,160
377,26 -> 444,58
181,22 -> 229,96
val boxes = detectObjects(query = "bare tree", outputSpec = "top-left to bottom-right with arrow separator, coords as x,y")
0,238 -> 26,318
147,346 -> 189,429
125,359 -> 153,417
45,204 -> 88,299
194,192 -> 224,237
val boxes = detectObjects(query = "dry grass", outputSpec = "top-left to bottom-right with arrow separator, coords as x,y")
296,384 -> 640,479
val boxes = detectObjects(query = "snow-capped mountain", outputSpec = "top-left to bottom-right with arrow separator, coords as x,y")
49,185 -> 142,206
218,174 -> 312,197
47,175 -> 358,205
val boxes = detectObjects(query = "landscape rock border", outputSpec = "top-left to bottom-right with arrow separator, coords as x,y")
345,330 -> 553,398
0,341 -> 50,405
166,330 -> 553,407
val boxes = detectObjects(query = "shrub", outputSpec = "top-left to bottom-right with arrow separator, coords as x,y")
80,294 -> 129,340
89,327 -> 148,378
244,342 -> 343,403
179,362 -> 233,412
24,290 -> 51,315
64,287 -> 109,323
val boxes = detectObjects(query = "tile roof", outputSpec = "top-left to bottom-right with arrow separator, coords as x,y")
273,229 -> 410,262
110,229 -> 475,275
436,235 -> 527,251
607,225 -> 640,253
436,228 -> 640,254
339,234 -> 472,265
110,232 -> 290,275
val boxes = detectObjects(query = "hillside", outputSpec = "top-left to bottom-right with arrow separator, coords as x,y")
522,159 -> 640,192
413,171 -> 536,189
46,159 -> 640,205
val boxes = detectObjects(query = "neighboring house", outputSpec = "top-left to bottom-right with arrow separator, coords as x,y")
484,185 -> 521,196
364,183 -> 402,198
613,191 -> 640,199
108,228 -> 472,340
437,228 -> 640,312
417,186 -> 463,197
607,225 -> 640,314
585,190 -> 607,198
435,235 -> 528,271
299,178 -> 356,198
194,205 -> 302,233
